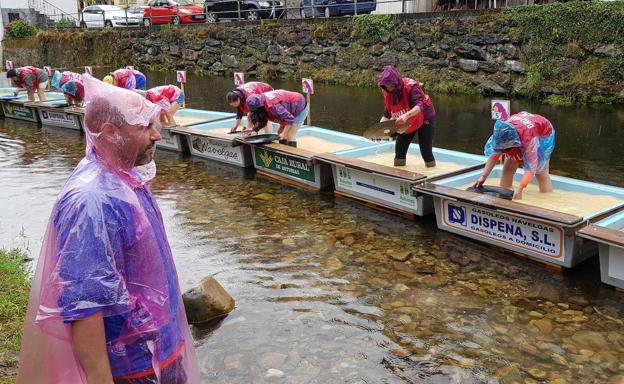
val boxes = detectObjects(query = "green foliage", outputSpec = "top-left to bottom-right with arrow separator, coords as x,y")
544,94 -> 574,106
351,14 -> 395,41
504,1 -> 624,47
52,18 -> 78,29
0,248 -> 31,381
427,79 -> 482,95
5,19 -> 38,39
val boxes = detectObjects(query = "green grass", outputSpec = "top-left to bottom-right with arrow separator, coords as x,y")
0,248 -> 31,382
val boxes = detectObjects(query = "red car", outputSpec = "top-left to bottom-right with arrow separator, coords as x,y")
143,0 -> 206,25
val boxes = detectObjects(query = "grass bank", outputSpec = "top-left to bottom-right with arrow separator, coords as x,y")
0,249 -> 31,383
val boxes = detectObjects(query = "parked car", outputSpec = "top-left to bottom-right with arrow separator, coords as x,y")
299,0 -> 375,18
128,6 -> 148,24
81,5 -> 141,28
143,0 -> 206,25
204,0 -> 285,22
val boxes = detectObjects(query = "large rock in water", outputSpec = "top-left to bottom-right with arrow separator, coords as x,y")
183,277 -> 235,324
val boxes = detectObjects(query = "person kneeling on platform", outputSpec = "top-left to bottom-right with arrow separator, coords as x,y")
377,65 -> 436,168
103,68 -> 144,90
7,66 -> 49,102
51,71 -> 84,107
474,111 -> 556,201
245,90 -> 308,147
61,80 -> 85,107
226,81 -> 273,133
145,85 -> 185,127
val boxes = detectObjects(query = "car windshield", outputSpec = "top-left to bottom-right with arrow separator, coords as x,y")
128,7 -> 143,13
170,0 -> 194,6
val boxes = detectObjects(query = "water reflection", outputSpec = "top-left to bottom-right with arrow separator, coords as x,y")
1,80 -> 624,383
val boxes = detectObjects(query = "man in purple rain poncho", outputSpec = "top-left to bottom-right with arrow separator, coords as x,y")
17,75 -> 200,384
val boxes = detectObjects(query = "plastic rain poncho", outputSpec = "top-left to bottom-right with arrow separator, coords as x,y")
17,75 -> 200,384
484,111 -> 555,174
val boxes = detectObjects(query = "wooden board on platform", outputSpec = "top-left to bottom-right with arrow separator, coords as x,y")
335,190 -> 416,220
316,152 -> 426,182
578,224 -> 624,248
416,182 -> 583,226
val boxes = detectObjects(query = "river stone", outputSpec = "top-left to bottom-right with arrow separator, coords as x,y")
528,368 -> 547,380
519,343 -> 538,355
206,38 -> 222,47
550,379 -> 568,384
571,330 -> 607,349
454,44 -> 487,61
265,368 -> 285,378
259,352 -> 287,368
568,296 -> 589,306
170,44 -> 181,57
531,319 -> 553,334
479,79 -> 506,94
224,354 -> 242,370
221,54 -> 238,68
254,193 -> 274,201
182,49 -> 201,61
609,376 -> 624,384
459,59 -> 479,72
421,275 -> 449,287
211,61 -> 225,72
182,276 -> 235,324
387,250 -> 412,261
504,60 -> 526,73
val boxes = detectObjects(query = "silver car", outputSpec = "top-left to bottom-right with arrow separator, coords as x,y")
80,5 -> 141,28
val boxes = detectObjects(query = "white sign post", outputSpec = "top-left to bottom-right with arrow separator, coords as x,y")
491,99 -> 511,120
5,60 -> 13,70
234,72 -> 245,86
84,66 -> 93,76
302,78 -> 314,126
177,70 -> 186,108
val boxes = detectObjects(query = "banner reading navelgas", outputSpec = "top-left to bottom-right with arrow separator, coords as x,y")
441,199 -> 564,259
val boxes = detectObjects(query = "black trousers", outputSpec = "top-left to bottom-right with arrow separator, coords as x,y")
395,118 -> 435,162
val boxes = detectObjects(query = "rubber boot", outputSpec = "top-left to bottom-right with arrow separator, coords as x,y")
425,160 -> 436,168
394,158 -> 406,166
278,139 -> 288,145
287,141 -> 297,148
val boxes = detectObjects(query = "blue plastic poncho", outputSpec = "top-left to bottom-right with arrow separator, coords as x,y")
484,111 -> 555,174
17,75 -> 200,384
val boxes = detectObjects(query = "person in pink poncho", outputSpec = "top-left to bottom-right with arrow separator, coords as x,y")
145,85 -> 185,127
17,75 -> 200,384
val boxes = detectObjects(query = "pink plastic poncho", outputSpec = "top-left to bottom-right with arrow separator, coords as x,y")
146,85 -> 182,113
17,75 -> 200,384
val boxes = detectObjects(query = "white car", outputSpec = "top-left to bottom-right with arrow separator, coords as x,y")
80,5 -> 141,28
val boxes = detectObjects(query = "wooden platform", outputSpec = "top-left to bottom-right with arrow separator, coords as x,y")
334,190 -> 416,220
256,169 -> 319,192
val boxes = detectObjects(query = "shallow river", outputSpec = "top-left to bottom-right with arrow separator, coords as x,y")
1,74 -> 623,384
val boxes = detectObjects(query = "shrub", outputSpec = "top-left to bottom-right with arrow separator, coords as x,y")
4,19 -> 38,38
351,14 -> 395,41
53,18 -> 78,29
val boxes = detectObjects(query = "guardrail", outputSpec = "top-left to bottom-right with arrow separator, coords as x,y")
35,0 -> 546,30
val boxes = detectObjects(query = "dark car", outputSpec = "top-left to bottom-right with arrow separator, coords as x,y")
299,0 -> 375,18
204,0 -> 285,22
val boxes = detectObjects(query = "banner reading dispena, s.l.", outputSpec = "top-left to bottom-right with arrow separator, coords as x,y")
441,199 -> 564,259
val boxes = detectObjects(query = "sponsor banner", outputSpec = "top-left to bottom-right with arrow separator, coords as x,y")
190,136 -> 243,165
40,109 -> 80,129
2,103 -> 36,121
84,66 -> 93,75
177,70 -> 186,83
336,165 -> 417,210
157,129 -> 182,151
254,147 -> 315,183
491,99 -> 510,120
234,72 -> 245,86
441,199 -> 564,259
302,78 -> 314,94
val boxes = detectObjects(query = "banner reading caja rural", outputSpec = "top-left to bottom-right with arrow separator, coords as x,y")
441,199 -> 563,259
254,147 -> 315,183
